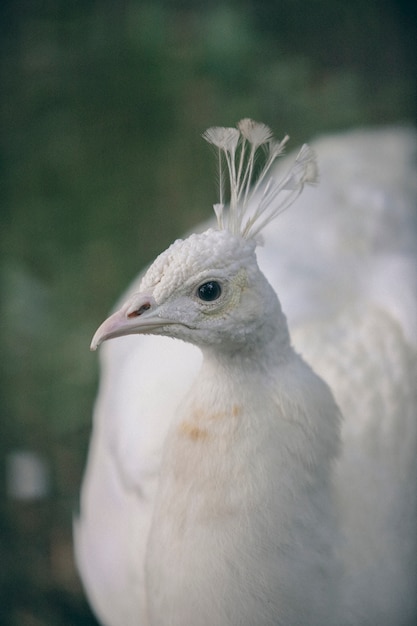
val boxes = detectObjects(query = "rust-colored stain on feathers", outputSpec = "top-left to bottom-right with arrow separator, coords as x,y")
179,405 -> 242,441
179,421 -> 209,441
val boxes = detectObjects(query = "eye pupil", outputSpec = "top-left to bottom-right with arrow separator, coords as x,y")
197,281 -> 222,301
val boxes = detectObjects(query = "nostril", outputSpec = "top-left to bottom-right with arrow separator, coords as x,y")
127,302 -> 151,318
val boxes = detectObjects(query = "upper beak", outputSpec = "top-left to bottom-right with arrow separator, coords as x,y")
90,293 -> 170,351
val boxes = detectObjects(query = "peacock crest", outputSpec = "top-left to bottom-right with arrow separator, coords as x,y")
203,118 -> 318,240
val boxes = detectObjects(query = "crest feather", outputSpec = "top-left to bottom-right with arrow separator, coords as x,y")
203,119 -> 318,240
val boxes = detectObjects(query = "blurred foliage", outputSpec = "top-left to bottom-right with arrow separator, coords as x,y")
0,0 -> 415,623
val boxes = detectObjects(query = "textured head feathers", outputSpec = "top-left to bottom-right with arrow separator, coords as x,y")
140,229 -> 256,302
203,118 -> 318,240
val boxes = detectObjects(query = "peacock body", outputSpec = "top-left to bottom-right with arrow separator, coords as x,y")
75,122 -> 417,625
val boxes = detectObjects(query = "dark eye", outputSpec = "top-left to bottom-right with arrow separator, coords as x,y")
197,280 -> 222,302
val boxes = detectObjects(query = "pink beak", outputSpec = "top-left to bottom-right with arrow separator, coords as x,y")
90,293 -> 170,351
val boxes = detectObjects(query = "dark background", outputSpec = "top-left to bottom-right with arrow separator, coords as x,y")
0,1 -> 415,624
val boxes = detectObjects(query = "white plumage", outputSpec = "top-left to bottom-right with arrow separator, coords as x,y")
75,123 -> 417,626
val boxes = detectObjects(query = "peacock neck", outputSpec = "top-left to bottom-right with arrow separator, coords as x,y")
147,316 -> 343,626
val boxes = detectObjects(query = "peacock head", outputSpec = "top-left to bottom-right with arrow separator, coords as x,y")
90,119 -> 317,353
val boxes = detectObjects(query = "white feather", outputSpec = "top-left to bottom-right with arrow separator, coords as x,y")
75,125 -> 417,626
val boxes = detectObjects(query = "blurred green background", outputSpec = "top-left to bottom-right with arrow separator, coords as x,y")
0,0 -> 415,624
